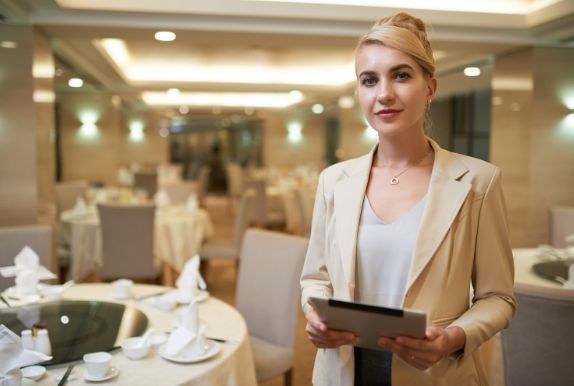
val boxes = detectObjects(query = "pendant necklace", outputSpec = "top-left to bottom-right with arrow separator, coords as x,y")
382,148 -> 432,186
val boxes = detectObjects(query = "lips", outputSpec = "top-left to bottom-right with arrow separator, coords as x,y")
375,108 -> 403,120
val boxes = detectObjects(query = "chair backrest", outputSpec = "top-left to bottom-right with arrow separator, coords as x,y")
97,204 -> 157,280
235,229 -> 308,348
0,224 -> 53,291
133,172 -> 158,199
232,189 -> 255,251
55,180 -> 88,213
244,179 -> 268,224
550,206 -> 574,248
196,166 -> 211,201
163,182 -> 199,205
226,163 -> 243,197
501,283 -> 574,386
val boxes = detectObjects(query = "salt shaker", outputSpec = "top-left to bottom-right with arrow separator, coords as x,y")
21,329 -> 35,350
35,329 -> 52,356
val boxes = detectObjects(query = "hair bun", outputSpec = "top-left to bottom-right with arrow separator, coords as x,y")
374,12 -> 427,37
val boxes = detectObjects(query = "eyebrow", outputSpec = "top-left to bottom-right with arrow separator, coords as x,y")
358,63 -> 415,78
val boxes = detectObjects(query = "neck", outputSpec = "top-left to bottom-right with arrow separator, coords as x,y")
375,131 -> 430,169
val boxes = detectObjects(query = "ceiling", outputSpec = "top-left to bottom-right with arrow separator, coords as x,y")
1,0 -> 574,113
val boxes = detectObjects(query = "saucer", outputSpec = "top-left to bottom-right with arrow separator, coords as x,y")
84,366 -> 120,382
159,339 -> 221,363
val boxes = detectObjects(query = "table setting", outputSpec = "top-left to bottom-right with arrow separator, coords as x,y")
0,253 -> 257,386
513,241 -> 574,289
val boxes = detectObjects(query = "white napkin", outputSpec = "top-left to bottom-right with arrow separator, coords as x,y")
154,190 -> 171,208
0,246 -> 56,282
165,300 -> 207,357
73,197 -> 88,214
185,194 -> 199,212
175,255 -> 206,303
14,270 -> 39,297
0,325 -> 51,376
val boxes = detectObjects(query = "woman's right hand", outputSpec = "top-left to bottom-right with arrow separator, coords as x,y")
305,299 -> 359,348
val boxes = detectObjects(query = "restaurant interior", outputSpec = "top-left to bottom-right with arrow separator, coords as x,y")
1,0 -> 574,385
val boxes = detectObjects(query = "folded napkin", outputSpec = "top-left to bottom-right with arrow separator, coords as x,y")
154,189 -> 171,208
185,194 -> 199,212
0,245 -> 57,285
72,197 -> 88,214
165,301 -> 207,357
0,325 -> 51,378
175,255 -> 206,303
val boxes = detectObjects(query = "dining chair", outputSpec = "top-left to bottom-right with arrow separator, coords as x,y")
97,204 -> 159,281
244,179 -> 285,229
196,166 -> 211,206
199,189 -> 255,266
162,182 -> 199,205
134,171 -> 158,199
501,283 -> 574,386
0,224 -> 54,291
550,206 -> 574,248
235,228 -> 309,386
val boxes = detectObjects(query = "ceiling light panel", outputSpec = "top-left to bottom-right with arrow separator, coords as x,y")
96,40 -> 355,87
141,91 -> 304,108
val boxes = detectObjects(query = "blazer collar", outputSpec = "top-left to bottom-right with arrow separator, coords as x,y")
333,139 -> 471,299
406,139 -> 470,290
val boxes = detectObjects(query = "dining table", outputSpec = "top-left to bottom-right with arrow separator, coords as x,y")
60,206 -> 213,285
512,247 -> 573,289
0,283 -> 257,386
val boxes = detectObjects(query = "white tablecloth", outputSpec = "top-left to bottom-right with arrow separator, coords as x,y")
513,248 -> 568,289
60,207 -> 213,280
33,283 -> 257,386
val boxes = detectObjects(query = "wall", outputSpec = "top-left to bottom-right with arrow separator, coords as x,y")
0,25 -> 55,227
490,47 -> 574,247
58,92 -> 169,185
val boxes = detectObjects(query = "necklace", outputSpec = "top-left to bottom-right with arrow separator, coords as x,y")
380,148 -> 432,186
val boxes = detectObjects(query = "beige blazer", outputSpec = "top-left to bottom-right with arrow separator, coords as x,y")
301,139 -> 516,386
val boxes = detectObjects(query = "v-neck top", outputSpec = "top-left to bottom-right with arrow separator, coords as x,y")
355,195 -> 427,308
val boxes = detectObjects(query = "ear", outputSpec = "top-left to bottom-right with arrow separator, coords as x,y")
426,77 -> 437,100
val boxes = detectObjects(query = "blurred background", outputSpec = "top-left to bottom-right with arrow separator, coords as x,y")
1,0 -> 574,252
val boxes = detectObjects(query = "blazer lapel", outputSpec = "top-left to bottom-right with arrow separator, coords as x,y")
406,140 -> 471,290
333,149 -> 374,300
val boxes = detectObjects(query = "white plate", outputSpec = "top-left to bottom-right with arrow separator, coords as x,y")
159,339 -> 221,363
21,366 -> 46,381
84,366 -> 120,382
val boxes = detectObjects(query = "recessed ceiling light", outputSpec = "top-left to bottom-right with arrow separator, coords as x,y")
55,68 -> 64,77
0,41 -> 17,49
142,91 -> 304,109
312,104 -> 325,114
154,31 -> 176,42
68,78 -> 84,88
464,67 -> 481,77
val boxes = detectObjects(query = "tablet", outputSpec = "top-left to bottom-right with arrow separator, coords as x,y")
309,297 -> 426,350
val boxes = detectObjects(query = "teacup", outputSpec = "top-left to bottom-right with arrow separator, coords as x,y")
112,279 -> 133,300
83,352 -> 112,379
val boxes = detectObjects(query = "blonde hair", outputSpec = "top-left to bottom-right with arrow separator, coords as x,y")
356,12 -> 435,78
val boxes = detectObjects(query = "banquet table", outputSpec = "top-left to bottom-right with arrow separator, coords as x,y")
513,248 -> 572,289
60,206 -> 213,283
2,283 -> 257,386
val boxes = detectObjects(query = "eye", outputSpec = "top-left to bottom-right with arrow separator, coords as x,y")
360,75 -> 377,87
394,71 -> 411,81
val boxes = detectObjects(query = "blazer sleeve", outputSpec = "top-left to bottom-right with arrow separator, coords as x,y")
450,168 -> 517,357
300,170 -> 334,314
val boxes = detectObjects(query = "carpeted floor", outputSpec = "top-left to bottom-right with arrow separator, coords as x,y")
202,195 -> 316,386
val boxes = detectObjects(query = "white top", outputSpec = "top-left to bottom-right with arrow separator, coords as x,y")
355,195 -> 426,308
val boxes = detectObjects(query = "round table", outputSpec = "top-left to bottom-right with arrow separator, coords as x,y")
37,283 -> 257,386
513,248 -> 568,289
60,206 -> 213,283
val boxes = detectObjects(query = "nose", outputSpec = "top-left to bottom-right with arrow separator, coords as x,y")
376,80 -> 394,105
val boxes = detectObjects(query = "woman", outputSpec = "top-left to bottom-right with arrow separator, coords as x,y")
300,12 -> 516,386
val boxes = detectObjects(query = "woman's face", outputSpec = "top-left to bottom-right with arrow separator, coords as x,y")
355,44 -> 436,138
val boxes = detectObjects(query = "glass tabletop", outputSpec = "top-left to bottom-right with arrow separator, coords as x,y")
0,300 -> 148,366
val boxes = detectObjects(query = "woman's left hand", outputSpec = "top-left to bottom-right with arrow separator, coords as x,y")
377,326 -> 466,371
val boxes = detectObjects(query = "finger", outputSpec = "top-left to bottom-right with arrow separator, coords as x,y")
425,326 -> 442,341
394,335 -> 435,353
